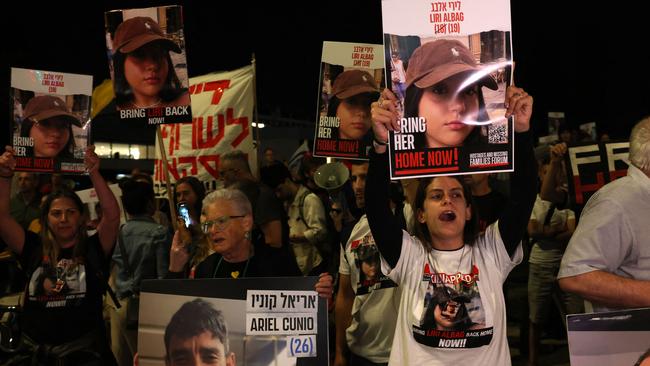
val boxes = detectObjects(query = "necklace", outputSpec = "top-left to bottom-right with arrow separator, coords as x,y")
213,257 -> 250,279
428,244 -> 467,279
130,98 -> 162,109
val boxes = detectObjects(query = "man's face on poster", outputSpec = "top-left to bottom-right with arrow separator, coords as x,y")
166,330 -> 235,366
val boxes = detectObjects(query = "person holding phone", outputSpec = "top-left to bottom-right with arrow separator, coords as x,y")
166,177 -> 211,279
178,202 -> 194,228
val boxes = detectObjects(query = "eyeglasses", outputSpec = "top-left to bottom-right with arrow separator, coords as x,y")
201,215 -> 245,233
330,208 -> 342,214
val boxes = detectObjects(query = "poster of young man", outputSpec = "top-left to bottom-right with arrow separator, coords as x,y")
10,68 -> 92,174
382,0 -> 514,179
138,277 -> 328,366
104,5 -> 192,125
313,41 -> 385,160
567,307 -> 650,366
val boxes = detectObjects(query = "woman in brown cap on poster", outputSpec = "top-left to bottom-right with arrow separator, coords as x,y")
112,16 -> 190,110
386,39 -> 500,149
327,69 -> 381,141
19,95 -> 82,159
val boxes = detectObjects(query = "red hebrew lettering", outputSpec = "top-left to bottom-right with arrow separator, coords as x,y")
226,108 -> 249,148
178,156 -> 199,176
198,155 -> 221,180
203,80 -> 231,105
189,82 -> 203,94
161,124 -> 182,156
165,158 -> 181,180
193,115 -> 225,149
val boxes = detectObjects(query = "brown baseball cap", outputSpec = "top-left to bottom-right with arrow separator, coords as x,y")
114,16 -> 181,54
405,39 -> 497,90
23,95 -> 82,127
331,70 -> 380,99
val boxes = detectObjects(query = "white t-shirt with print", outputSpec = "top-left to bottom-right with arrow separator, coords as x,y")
382,222 -> 522,365
339,215 -> 401,363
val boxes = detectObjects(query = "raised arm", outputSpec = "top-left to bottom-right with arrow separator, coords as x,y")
0,147 -> 26,255
540,143 -> 569,205
366,89 -> 405,267
334,273 -> 354,366
498,87 -> 538,257
86,146 -> 121,256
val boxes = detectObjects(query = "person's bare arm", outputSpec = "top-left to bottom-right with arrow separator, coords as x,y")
0,147 -> 25,255
559,270 -> 650,309
87,146 -> 121,256
260,219 -> 283,248
540,143 -> 568,204
334,274 -> 354,366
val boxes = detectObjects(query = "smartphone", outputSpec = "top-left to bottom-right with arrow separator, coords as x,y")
178,203 -> 193,228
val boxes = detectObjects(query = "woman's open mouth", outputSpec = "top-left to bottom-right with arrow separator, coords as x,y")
439,211 -> 456,221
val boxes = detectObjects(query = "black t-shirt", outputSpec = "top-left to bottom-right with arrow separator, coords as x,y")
193,235 -> 301,279
473,190 -> 509,233
18,231 -> 109,345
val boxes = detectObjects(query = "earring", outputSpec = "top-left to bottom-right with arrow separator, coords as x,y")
244,231 -> 251,241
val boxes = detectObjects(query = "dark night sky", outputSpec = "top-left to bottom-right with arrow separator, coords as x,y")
3,1 -> 649,144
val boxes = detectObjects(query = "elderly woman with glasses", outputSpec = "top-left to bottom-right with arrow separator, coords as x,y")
167,188 -> 334,299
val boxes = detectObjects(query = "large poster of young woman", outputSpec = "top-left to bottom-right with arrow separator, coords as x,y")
10,68 -> 92,174
313,41 -> 385,160
382,0 -> 513,179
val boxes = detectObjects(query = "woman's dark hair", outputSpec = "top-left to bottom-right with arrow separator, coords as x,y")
40,188 -> 88,265
20,118 -> 75,159
33,266 -> 58,296
412,176 -> 479,249
113,40 -> 187,107
174,176 -> 206,215
326,92 -> 381,138
405,83 -> 490,148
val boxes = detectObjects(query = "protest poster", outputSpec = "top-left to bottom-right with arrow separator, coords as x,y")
152,65 -> 256,197
313,41 -> 385,160
564,141 -> 629,215
138,277 -> 328,365
567,307 -> 650,366
10,68 -> 92,174
104,5 -> 192,125
75,184 -> 127,230
382,0 -> 513,179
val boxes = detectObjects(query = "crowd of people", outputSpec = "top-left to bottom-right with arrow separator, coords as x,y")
1,79 -> 650,366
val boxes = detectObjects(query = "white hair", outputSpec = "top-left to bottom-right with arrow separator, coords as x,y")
202,188 -> 252,215
629,117 -> 650,174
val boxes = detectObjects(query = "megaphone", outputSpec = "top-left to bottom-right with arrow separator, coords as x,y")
313,162 -> 349,192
